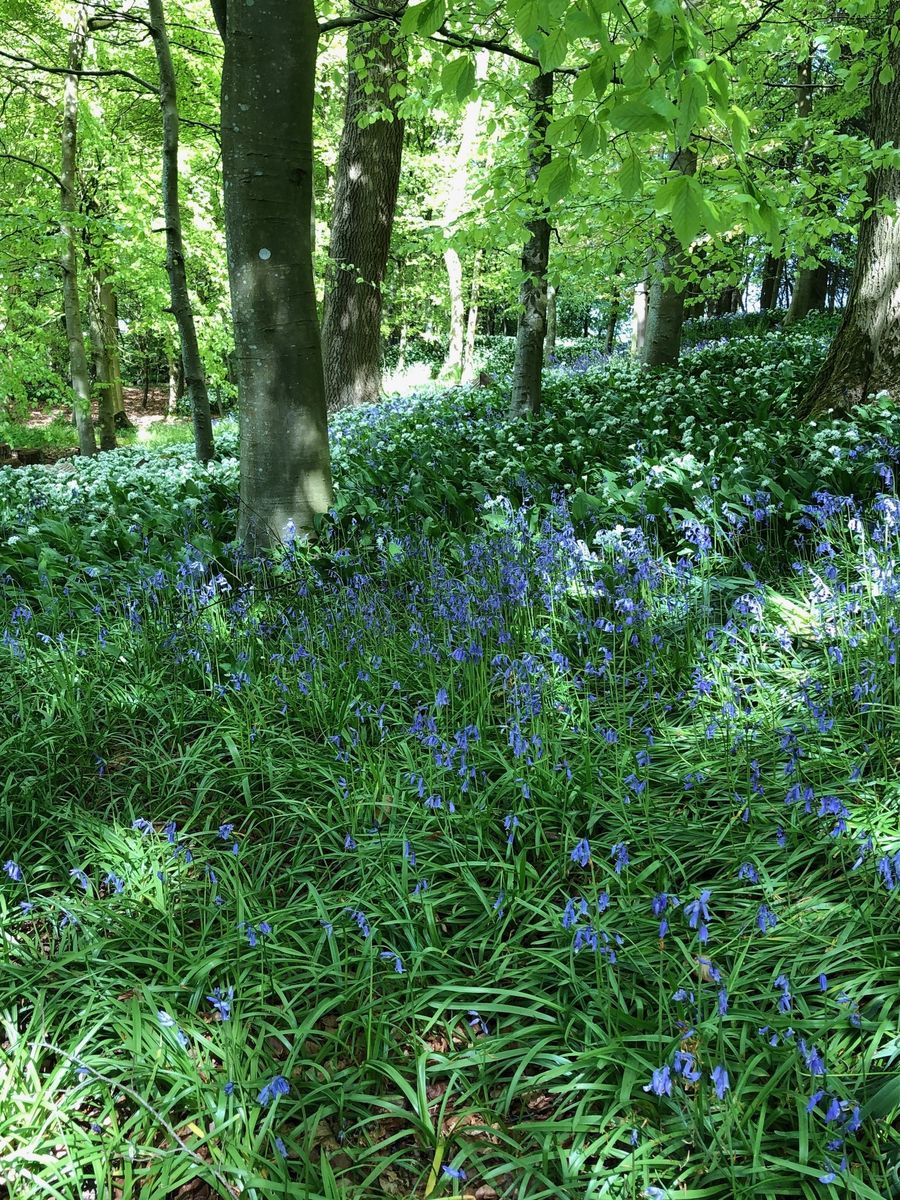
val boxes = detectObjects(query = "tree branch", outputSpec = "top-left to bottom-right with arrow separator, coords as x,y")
0,48 -> 154,91
0,151 -> 63,190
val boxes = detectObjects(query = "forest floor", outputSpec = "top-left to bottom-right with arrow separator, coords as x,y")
1,317 -> 899,1200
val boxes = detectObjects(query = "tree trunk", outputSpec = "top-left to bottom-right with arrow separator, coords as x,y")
801,24 -> 900,415
216,0 -> 334,551
784,53 -> 829,329
60,6 -> 96,458
461,247 -> 482,384
510,70 -> 553,418
544,284 -> 558,357
148,0 -> 214,463
167,352 -> 179,418
642,146 -> 697,367
631,276 -> 648,356
442,53 -> 488,378
604,296 -> 620,354
322,4 -> 406,411
785,262 -> 828,325
94,272 -> 131,428
87,274 -> 117,449
759,253 -> 783,311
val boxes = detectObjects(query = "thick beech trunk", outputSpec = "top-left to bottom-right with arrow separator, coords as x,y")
149,0 -> 214,463
60,6 -> 96,457
802,26 -> 900,415
215,0 -> 334,551
94,272 -> 130,426
785,262 -> 828,325
322,5 -> 406,411
642,147 -> 697,367
510,71 -> 553,418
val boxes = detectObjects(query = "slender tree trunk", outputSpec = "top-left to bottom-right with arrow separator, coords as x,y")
759,253 -> 783,311
631,276 -> 648,356
510,70 -> 553,418
461,247 -> 482,384
444,247 -> 465,376
604,296 -> 620,354
642,146 -> 697,367
785,53 -> 829,328
167,352 -> 179,418
95,272 -> 130,427
215,0 -> 333,550
442,53 -> 488,378
87,275 -> 117,449
148,0 -> 214,463
801,23 -> 900,415
544,284 -> 558,357
60,6 -> 96,457
322,3 -> 406,411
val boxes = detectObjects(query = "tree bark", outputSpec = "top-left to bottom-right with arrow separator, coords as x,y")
322,4 -> 406,411
87,274 -> 117,449
801,24 -> 900,415
642,146 -> 697,367
216,0 -> 334,550
544,284 -> 558,357
510,70 -> 553,418
631,276 -> 648,356
785,54 -> 828,328
60,6 -> 96,458
604,295 -> 620,354
461,247 -> 482,384
759,253 -> 783,311
442,53 -> 487,378
148,0 -> 214,463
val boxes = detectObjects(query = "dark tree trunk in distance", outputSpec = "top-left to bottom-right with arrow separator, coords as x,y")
87,273 -> 117,449
322,4 -> 406,411
642,146 -> 697,367
149,0 -> 214,463
759,253 -> 783,311
802,24 -> 900,415
785,54 -> 828,328
216,0 -> 334,551
510,71 -> 553,418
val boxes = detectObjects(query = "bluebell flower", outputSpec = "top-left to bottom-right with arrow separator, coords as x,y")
468,1010 -> 489,1035
570,838 -> 591,867
344,833 -> 357,851
756,903 -> 777,933
684,889 -> 711,943
207,986 -> 234,1021
737,862 -> 759,883
774,973 -> 792,1013
347,909 -> 371,938
643,1065 -> 672,1097
435,688 -> 449,707
218,823 -> 234,840
806,1089 -> 826,1113
69,868 -> 89,891
224,1080 -> 234,1095
380,950 -> 404,974
163,822 -> 177,844
3,861 -> 23,882
274,1135 -> 288,1158
104,873 -> 124,894
441,1165 -> 466,1180
673,1049 -> 701,1082
132,818 -> 153,835
257,1074 -> 290,1106
610,842 -> 629,873
644,1189 -> 667,1200
413,878 -> 429,895
503,813 -> 520,844
717,988 -> 728,1016
819,974 -> 828,991
711,1064 -> 729,1099
403,840 -> 416,866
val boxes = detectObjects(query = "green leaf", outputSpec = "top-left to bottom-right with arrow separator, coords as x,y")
879,62 -> 895,86
399,0 -> 446,35
618,152 -> 642,198
511,0 -> 542,40
537,157 -> 574,204
590,56 -> 612,99
654,173 -> 705,247
609,100 -> 669,132
539,27 -> 569,72
729,104 -> 750,157
441,55 -> 476,102
676,73 -> 707,145
580,118 -> 599,157
572,68 -> 594,101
